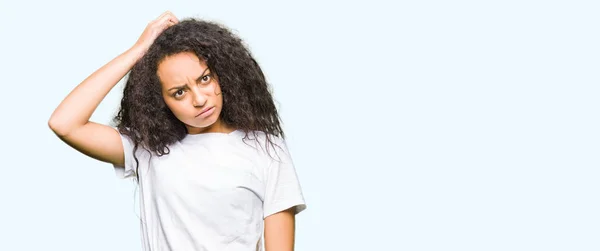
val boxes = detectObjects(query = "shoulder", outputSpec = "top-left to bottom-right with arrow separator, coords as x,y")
244,131 -> 292,164
241,130 -> 285,144
237,130 -> 286,148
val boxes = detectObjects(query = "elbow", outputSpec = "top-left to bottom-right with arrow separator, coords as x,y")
47,116 -> 70,137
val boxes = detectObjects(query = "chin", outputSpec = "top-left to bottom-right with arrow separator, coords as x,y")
189,116 -> 219,129
189,120 -> 216,129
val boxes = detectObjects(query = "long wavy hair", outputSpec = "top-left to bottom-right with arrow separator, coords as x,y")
113,19 -> 284,180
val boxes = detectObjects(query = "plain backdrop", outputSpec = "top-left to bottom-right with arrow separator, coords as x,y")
0,0 -> 599,250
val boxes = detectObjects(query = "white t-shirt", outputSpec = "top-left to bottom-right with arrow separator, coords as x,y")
113,129 -> 306,251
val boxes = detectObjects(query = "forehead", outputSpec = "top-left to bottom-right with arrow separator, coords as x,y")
157,52 -> 208,88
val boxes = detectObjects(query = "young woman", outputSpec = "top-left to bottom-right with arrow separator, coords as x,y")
48,11 -> 306,251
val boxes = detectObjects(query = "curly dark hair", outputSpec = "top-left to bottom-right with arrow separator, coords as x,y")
113,18 -> 284,178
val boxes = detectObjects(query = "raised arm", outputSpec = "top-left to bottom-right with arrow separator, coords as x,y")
48,11 -> 178,166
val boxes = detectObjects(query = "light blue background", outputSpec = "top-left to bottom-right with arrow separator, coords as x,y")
1,0 -> 598,250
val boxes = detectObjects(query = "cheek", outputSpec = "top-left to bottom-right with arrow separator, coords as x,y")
215,95 -> 223,110
163,96 -> 186,117
205,88 -> 223,108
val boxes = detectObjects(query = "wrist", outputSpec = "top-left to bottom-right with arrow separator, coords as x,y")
126,45 -> 148,62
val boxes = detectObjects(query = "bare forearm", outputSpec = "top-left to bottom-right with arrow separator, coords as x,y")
48,46 -> 144,136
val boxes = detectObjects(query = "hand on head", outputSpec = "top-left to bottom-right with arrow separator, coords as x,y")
133,11 -> 179,58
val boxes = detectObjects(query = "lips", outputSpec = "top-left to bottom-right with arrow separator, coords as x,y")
196,106 -> 215,117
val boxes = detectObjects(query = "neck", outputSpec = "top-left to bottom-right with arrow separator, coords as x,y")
186,120 -> 235,135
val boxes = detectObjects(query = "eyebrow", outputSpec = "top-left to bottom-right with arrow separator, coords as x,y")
167,68 -> 211,92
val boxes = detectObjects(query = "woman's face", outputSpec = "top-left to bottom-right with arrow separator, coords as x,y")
157,52 -> 225,134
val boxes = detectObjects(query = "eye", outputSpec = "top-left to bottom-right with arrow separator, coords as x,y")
199,74 -> 211,84
173,89 -> 185,98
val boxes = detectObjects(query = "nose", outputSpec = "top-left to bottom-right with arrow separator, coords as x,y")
191,87 -> 207,107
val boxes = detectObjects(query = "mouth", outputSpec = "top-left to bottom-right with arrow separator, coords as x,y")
196,106 -> 215,117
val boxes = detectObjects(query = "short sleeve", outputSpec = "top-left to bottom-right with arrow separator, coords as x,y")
263,139 -> 307,218
112,128 -> 137,180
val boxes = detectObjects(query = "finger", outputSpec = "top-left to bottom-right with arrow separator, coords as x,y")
156,18 -> 176,32
149,15 -> 171,30
156,12 -> 168,21
164,12 -> 178,24
151,11 -> 171,24
156,12 -> 175,26
168,16 -> 179,25
161,10 -> 173,18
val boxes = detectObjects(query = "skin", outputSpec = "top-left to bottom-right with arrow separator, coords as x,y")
265,207 -> 297,251
157,52 -> 231,134
48,11 -> 297,251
